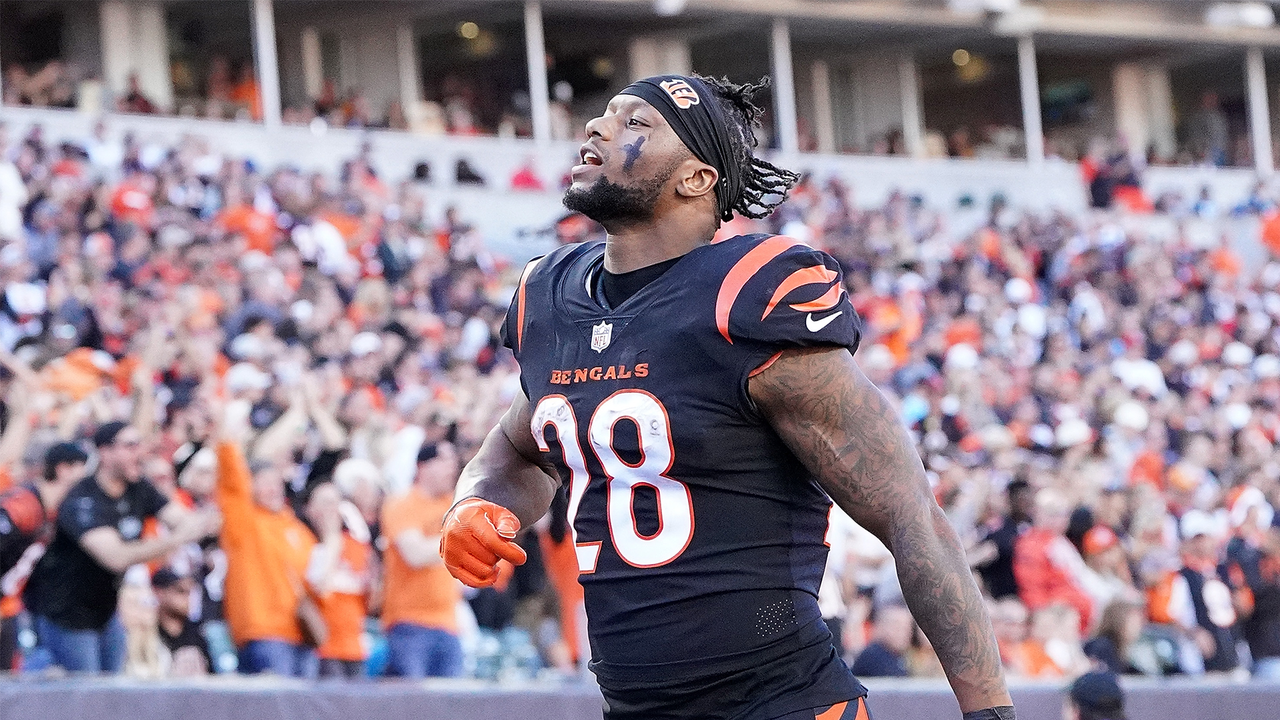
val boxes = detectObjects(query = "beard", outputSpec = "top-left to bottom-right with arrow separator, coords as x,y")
562,173 -> 666,225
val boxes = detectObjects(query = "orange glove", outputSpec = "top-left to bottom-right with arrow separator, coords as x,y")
440,498 -> 528,588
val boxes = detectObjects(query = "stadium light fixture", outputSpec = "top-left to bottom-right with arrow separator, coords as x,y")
952,49 -> 971,67
654,0 -> 688,17
458,21 -> 481,40
1205,3 -> 1275,28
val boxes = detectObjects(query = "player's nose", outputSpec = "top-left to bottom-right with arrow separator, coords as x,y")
583,114 -> 612,141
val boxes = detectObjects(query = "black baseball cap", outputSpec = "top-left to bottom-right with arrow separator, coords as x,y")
93,420 -> 130,448
44,442 -> 89,480
417,443 -> 440,464
151,567 -> 190,590
1070,671 -> 1125,718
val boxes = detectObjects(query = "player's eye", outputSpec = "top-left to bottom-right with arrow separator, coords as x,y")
627,117 -> 647,128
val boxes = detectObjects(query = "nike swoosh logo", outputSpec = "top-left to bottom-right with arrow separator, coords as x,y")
806,311 -> 843,332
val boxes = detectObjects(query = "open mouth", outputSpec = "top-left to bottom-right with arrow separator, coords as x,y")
579,146 -> 603,166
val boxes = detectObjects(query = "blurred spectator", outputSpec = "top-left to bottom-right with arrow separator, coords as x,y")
510,159 -> 545,191
1066,670 -> 1127,720
1084,600 -> 1145,675
989,597 -> 1032,676
972,478 -> 1034,600
1014,490 -> 1096,632
1022,603 -> 1091,678
1224,486 -> 1280,679
0,441 -> 88,669
1171,511 -> 1240,673
215,416 -> 319,678
119,580 -> 166,678
1185,92 -> 1230,167
117,74 -> 159,115
850,603 -> 913,678
152,567 -> 212,676
27,422 -> 219,672
456,160 -> 486,186
0,127 -> 28,242
1082,525 -> 1141,610
380,442 -> 464,678
230,64 -> 262,122
305,482 -> 374,679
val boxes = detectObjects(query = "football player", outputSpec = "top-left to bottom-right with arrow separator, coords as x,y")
441,74 -> 1013,720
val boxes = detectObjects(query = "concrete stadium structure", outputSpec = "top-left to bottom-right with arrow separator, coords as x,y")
5,0 -> 1280,170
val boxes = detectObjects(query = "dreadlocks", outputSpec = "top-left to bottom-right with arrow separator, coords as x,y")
696,75 -> 802,221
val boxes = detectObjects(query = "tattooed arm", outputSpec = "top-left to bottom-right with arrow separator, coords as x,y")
750,347 -> 1012,714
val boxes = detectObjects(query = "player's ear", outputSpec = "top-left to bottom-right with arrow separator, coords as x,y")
675,160 -> 718,200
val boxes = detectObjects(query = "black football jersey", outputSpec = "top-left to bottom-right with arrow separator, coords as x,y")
503,234 -> 867,718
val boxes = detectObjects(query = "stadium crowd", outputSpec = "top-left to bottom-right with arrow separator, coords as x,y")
1,116 -> 1280,687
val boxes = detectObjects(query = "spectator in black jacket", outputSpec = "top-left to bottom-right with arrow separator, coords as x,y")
972,479 -> 1034,600
1225,488 -> 1280,680
0,441 -> 88,669
1177,511 -> 1239,673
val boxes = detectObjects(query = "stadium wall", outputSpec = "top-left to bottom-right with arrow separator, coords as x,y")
1,676 -> 1278,720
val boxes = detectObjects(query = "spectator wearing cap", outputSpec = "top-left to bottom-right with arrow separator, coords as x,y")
380,442 -> 464,678
343,332 -> 387,407
1066,670 -> 1126,720
1082,525 -> 1141,611
26,421 -> 221,672
0,441 -> 89,669
332,458 -> 385,552
152,567 -> 212,676
1168,511 -> 1239,673
1014,489 -> 1096,632
225,362 -> 273,404
304,481 -> 374,679
1223,486 -> 1280,679
213,408 -> 320,678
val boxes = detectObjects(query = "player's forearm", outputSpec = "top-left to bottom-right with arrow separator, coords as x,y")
750,348 -> 1010,712
456,423 -> 560,529
891,503 -> 1012,712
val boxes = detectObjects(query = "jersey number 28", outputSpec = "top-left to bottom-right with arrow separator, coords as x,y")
532,390 -> 694,572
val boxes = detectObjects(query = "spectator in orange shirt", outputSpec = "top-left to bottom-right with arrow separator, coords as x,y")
214,415 -> 318,677
1020,603 -> 1090,678
109,167 -> 156,227
215,188 -> 277,255
987,597 -> 1033,676
230,63 -> 262,121
1014,489 -> 1096,632
380,442 -> 464,678
304,482 -> 374,679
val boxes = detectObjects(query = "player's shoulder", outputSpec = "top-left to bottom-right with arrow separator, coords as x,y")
519,241 -> 604,289
707,234 -> 855,347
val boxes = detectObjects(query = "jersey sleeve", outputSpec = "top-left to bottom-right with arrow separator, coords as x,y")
725,244 -> 861,358
500,255 -> 548,355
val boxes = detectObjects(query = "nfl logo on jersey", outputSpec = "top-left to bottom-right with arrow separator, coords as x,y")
591,321 -> 613,353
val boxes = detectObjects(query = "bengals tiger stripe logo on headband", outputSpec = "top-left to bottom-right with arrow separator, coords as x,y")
659,79 -> 700,109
